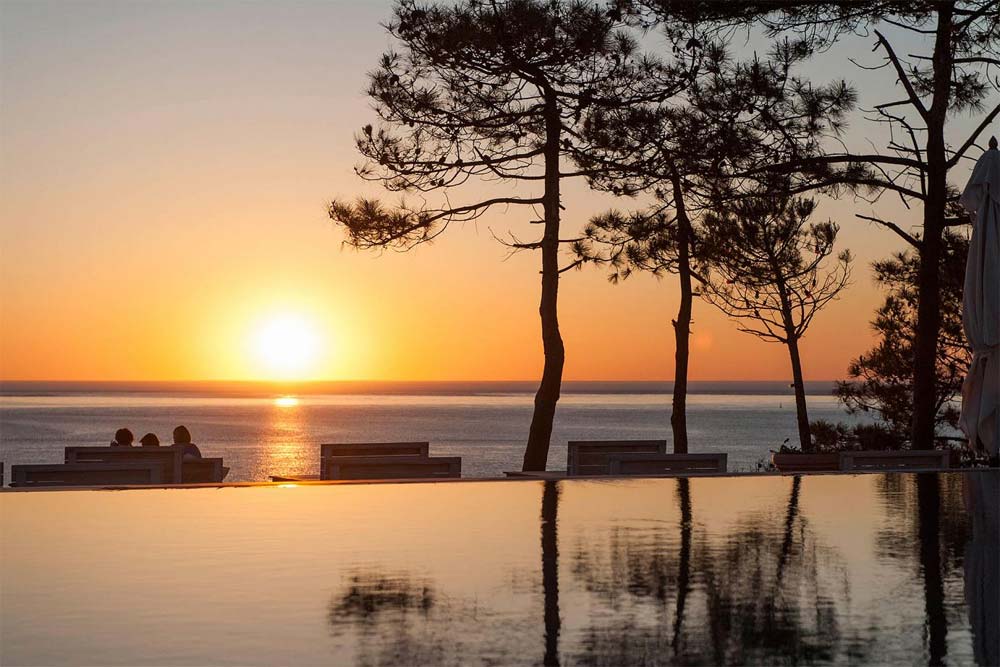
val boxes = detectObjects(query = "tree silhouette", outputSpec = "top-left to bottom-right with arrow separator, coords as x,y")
575,39 -> 855,452
642,0 -> 998,450
836,230 -> 971,436
700,196 -> 852,451
329,0 -> 686,471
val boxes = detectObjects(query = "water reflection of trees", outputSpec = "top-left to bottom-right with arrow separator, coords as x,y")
322,474 -> 992,666
872,472 -> 973,665
328,566 -> 547,666
329,572 -> 435,626
327,571 -> 452,665
326,481 -> 564,667
541,480 -> 561,666
570,477 -> 861,666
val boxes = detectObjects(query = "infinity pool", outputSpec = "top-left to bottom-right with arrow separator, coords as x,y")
2,471 -> 997,666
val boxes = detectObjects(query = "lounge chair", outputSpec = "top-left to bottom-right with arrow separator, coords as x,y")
567,440 -> 667,476
11,462 -> 165,487
608,452 -> 728,475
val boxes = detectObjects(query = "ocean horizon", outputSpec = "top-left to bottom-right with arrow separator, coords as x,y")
0,379 -> 840,397
1,380 -> 872,483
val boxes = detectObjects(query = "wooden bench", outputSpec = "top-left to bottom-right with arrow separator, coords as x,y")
322,456 -> 461,481
321,442 -> 430,459
608,452 -> 728,475
181,458 -> 229,483
65,446 -> 185,483
567,440 -> 667,476
11,462 -> 165,487
318,442 -> 433,481
66,446 -> 228,483
839,449 -> 951,471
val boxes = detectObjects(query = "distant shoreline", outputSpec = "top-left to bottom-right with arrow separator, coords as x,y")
0,379 -> 838,397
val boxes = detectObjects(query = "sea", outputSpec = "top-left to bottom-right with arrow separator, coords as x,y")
0,381 -> 877,483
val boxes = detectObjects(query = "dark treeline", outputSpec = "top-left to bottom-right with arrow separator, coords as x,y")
330,0 -> 997,470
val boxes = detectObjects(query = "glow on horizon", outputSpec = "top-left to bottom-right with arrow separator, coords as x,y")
274,396 -> 300,407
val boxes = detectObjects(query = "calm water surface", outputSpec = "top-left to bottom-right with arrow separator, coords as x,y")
1,471 -> 997,666
0,383 -> 879,481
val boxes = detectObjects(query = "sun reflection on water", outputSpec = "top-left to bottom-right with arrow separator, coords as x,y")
259,396 -> 312,480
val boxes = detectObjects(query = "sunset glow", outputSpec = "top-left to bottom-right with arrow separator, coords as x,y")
251,314 -> 321,380
0,1 -> 985,385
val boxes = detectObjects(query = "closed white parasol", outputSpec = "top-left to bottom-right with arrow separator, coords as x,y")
958,136 -> 1000,458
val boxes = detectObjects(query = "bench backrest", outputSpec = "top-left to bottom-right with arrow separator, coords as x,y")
608,453 -> 728,475
320,442 -> 430,460
11,462 -> 165,487
840,449 -> 951,471
65,446 -> 184,483
567,440 -> 667,476
322,456 -> 461,481
181,458 -> 227,484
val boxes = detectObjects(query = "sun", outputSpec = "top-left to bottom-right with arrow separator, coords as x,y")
251,314 -> 321,379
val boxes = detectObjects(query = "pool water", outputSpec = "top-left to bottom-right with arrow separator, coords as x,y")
1,471 -> 997,666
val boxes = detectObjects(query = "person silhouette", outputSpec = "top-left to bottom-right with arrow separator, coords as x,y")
111,428 -> 134,447
172,425 -> 202,460
139,433 -> 160,447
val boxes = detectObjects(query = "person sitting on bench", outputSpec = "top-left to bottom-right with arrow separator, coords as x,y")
111,428 -> 134,448
172,425 -> 202,461
139,433 -> 160,447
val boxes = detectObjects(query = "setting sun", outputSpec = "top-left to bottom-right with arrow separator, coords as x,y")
251,314 -> 321,379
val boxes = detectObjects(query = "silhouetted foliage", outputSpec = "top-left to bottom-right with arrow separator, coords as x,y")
807,419 -> 902,451
701,196 -> 852,450
574,38 -> 855,453
329,0 -> 687,471
640,0 -> 998,449
836,230 -> 971,436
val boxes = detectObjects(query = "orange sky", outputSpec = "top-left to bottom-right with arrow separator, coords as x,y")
0,1 -> 992,382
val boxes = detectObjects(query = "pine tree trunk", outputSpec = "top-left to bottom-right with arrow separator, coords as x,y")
911,5 -> 953,450
523,91 -> 564,472
670,173 -> 692,454
786,335 -> 812,452
773,265 -> 811,452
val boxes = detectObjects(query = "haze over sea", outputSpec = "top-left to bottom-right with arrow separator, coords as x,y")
0,381 -> 873,482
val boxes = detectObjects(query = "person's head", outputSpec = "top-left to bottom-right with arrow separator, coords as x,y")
139,432 -> 160,447
172,425 -> 192,444
114,428 -> 134,446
